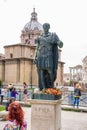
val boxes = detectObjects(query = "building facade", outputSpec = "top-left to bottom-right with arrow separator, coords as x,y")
64,58 -> 87,87
82,56 -> 87,85
0,8 -> 64,87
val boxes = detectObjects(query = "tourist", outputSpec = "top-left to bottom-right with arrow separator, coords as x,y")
6,97 -> 15,111
3,102 -> 27,130
0,87 -> 5,105
23,82 -> 28,103
7,84 -> 14,98
74,83 -> 81,108
11,88 -> 18,101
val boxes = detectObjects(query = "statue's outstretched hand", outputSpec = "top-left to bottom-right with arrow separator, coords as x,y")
57,40 -> 63,48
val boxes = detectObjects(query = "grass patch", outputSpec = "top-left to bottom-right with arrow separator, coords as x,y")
0,106 -> 5,111
24,104 -> 31,107
62,107 -> 81,112
28,87 -> 35,92
73,109 -> 81,112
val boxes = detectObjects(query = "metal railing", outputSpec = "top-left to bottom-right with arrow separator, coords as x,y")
1,88 -> 87,107
2,89 -> 33,101
62,90 -> 87,107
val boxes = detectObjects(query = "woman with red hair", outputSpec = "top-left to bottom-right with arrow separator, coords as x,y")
3,102 -> 27,130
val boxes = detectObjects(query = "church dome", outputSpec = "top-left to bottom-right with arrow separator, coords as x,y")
23,8 -> 43,32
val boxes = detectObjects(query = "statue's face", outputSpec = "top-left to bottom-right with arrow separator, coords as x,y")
43,23 -> 50,34
43,27 -> 49,33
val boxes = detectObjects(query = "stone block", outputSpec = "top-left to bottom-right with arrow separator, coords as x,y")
30,99 -> 62,130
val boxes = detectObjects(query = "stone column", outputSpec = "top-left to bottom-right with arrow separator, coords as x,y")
30,99 -> 62,130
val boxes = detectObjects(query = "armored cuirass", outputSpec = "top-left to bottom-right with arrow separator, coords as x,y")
37,35 -> 53,58
36,34 -> 54,69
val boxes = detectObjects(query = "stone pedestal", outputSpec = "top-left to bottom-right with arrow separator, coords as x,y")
30,99 -> 62,130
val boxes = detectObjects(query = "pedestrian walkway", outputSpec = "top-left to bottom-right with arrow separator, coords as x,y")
61,110 -> 87,130
0,106 -> 87,130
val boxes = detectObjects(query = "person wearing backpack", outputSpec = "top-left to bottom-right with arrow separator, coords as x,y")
0,87 -> 5,105
74,83 -> 81,108
23,82 -> 28,104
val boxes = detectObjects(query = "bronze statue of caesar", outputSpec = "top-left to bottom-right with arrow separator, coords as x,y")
34,23 -> 63,90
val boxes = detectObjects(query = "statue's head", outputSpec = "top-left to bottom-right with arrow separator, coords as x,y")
43,23 -> 50,32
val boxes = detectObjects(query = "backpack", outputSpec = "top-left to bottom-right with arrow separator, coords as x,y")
74,88 -> 81,96
79,90 -> 81,96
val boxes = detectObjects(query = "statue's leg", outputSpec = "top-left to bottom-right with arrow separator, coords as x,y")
44,70 -> 50,88
47,69 -> 54,88
38,69 -> 45,90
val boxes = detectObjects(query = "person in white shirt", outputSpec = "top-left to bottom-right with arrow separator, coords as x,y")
0,87 -> 5,105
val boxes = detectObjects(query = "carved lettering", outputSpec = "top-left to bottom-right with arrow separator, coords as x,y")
33,106 -> 50,114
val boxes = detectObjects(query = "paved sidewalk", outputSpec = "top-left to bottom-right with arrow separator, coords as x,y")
0,106 -> 87,130
61,110 -> 87,130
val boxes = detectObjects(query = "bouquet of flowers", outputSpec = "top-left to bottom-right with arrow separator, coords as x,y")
32,87 -> 62,100
42,87 -> 62,96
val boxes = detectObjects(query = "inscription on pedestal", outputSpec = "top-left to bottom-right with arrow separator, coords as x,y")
33,106 -> 50,113
31,105 -> 54,130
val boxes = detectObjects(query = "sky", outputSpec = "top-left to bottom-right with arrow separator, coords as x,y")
0,0 -> 87,73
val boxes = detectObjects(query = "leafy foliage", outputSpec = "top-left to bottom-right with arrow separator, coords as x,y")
0,106 -> 5,111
